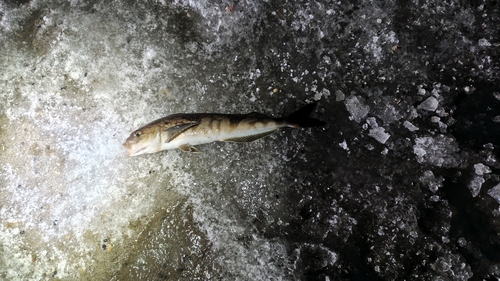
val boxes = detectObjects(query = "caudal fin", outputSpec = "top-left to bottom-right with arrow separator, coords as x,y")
285,103 -> 326,128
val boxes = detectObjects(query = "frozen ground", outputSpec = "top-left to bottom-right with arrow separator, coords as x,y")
0,0 -> 499,280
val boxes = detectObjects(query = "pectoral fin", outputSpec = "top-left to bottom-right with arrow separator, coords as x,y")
178,144 -> 201,153
164,121 -> 200,142
222,129 -> 278,142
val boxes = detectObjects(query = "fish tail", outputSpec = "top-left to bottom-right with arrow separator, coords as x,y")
285,103 -> 326,128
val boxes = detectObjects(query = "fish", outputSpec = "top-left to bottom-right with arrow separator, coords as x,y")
123,103 -> 325,157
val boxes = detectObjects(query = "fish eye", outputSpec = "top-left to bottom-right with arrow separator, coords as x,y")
135,131 -> 141,137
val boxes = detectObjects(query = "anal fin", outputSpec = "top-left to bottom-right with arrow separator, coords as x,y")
178,144 -> 201,153
222,129 -> 278,143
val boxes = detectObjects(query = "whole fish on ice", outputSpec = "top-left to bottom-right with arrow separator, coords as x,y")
123,103 -> 325,157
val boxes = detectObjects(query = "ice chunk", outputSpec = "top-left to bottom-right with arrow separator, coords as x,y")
431,116 -> 447,132
478,38 -> 492,47
403,120 -> 419,131
431,254 -> 473,280
468,175 -> 485,197
366,117 -> 378,128
313,88 -> 330,101
339,140 -> 349,151
488,183 -> 500,204
473,163 -> 491,175
418,97 -> 439,111
345,95 -> 370,123
335,90 -> 345,101
369,127 -> 390,144
419,170 -> 443,192
413,135 -> 460,167
365,117 -> 390,144
321,88 -> 331,99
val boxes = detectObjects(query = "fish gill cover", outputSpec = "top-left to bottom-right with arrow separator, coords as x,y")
0,0 -> 499,280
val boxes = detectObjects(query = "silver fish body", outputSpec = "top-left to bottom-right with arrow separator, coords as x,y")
123,103 -> 325,157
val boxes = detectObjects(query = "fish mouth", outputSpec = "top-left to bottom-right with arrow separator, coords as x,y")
125,144 -> 147,157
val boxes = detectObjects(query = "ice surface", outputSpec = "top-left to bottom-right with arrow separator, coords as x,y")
0,0 -> 498,280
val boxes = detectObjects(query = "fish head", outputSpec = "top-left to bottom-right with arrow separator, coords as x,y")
123,125 -> 161,157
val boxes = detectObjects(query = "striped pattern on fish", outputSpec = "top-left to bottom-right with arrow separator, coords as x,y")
123,103 -> 325,157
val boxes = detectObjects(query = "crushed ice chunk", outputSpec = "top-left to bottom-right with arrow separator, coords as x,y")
419,170 -> 443,192
493,92 -> 500,100
368,127 -> 390,144
493,116 -> 500,123
417,88 -> 427,95
488,183 -> 500,204
478,38 -> 492,47
430,195 -> 440,202
431,116 -> 448,132
344,95 -> 369,123
457,237 -> 467,247
339,140 -> 349,151
321,88 -> 331,99
418,97 -> 439,111
403,120 -> 419,131
366,117 -> 378,128
335,90 -> 345,101
313,88 -> 330,101
473,163 -> 491,175
431,254 -> 473,280
468,175 -> 485,197
413,135 -> 460,167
